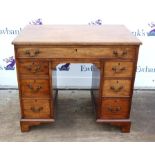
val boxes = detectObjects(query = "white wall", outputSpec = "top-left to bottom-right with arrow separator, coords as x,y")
0,0 -> 155,89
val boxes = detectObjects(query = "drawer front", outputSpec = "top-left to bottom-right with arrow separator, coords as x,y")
22,99 -> 51,118
101,98 -> 130,119
18,60 -> 49,75
104,61 -> 134,77
16,46 -> 136,59
21,79 -> 50,98
102,80 -> 131,97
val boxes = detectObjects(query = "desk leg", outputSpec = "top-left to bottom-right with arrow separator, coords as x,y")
20,122 -> 30,132
110,122 -> 131,133
20,119 -> 55,132
121,122 -> 131,133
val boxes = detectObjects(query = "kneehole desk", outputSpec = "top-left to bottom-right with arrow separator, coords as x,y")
12,25 -> 141,132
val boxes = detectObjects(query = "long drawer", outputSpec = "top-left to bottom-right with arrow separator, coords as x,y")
16,46 -> 136,59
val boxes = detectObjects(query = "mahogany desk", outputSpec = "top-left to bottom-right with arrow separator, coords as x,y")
12,25 -> 141,132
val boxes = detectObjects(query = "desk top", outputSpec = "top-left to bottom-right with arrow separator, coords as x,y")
12,25 -> 141,46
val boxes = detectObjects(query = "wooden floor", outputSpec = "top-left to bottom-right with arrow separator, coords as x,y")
0,89 -> 155,141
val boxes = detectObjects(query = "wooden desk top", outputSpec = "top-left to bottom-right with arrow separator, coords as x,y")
12,25 -> 141,46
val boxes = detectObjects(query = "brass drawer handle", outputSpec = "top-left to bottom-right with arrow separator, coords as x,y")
113,50 -> 127,57
108,106 -> 121,113
27,84 -> 42,93
110,85 -> 123,92
27,65 -> 41,73
31,107 -> 43,113
112,66 -> 126,73
25,49 -> 40,57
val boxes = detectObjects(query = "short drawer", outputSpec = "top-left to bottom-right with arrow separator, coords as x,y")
104,61 -> 134,77
22,99 -> 52,119
17,60 -> 49,75
16,46 -> 136,59
20,79 -> 50,98
102,80 -> 131,97
101,98 -> 130,119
